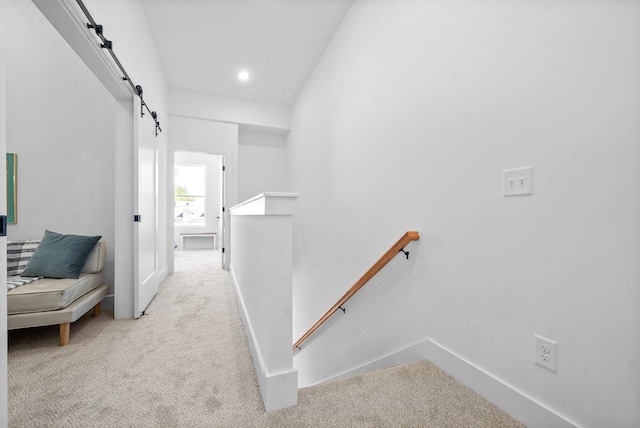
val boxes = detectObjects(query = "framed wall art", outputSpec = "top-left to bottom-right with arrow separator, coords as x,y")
6,153 -> 16,224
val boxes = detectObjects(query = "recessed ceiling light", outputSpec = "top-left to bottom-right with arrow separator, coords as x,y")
237,70 -> 250,82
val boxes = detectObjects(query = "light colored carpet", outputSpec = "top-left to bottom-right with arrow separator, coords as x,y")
8,250 -> 524,427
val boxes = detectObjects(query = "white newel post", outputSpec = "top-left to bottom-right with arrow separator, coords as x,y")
229,192 -> 299,412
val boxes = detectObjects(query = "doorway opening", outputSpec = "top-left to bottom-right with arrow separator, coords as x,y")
173,151 -> 226,269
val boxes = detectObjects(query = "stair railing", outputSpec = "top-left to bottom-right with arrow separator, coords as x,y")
293,231 -> 420,350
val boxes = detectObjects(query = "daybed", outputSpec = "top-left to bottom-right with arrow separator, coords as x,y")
6,231 -> 109,346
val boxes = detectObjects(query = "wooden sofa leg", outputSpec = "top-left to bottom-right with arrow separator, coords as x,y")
59,322 -> 70,346
93,302 -> 101,317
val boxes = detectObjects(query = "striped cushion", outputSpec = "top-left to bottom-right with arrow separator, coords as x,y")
7,275 -> 40,291
7,240 -> 40,277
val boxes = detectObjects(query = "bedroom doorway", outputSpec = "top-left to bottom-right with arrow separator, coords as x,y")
173,151 -> 225,268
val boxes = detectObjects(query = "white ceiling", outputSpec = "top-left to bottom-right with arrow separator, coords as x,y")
139,0 -> 353,107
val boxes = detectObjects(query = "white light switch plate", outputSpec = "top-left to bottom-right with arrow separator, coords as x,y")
503,166 -> 533,196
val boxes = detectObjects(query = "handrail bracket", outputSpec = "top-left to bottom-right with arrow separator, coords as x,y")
399,248 -> 410,259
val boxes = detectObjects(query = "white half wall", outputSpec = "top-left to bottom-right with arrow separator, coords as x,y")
230,193 -> 299,412
287,1 -> 640,427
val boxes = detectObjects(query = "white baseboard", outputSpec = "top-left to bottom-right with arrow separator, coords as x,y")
101,295 -> 115,312
157,266 -> 169,284
323,339 -> 578,428
423,339 -> 579,428
323,340 -> 431,385
229,265 -> 298,412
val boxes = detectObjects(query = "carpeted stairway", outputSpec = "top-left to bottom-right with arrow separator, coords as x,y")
7,250 -> 524,427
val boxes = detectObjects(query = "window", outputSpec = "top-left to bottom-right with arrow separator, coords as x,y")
175,165 -> 206,225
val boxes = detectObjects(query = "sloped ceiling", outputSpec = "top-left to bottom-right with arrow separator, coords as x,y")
139,0 -> 353,107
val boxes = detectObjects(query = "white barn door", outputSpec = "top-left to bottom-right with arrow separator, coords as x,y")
133,100 -> 158,318
219,159 -> 226,269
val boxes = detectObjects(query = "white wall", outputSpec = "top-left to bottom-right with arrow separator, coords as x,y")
169,115 -> 238,269
287,1 -> 640,427
238,130 -> 287,202
6,0 -> 116,289
0,0 -> 7,424
169,90 -> 290,271
174,151 -> 221,248
170,90 -> 291,132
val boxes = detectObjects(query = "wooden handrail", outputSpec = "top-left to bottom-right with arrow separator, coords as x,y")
293,231 -> 420,350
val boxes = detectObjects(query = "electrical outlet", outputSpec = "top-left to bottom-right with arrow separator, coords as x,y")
534,335 -> 557,372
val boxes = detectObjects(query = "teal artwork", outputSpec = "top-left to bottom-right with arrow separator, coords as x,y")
7,153 -> 16,224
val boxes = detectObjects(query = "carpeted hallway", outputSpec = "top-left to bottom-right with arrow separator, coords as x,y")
8,250 -> 524,427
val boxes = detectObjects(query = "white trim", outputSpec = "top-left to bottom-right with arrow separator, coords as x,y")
179,233 -> 216,250
230,192 -> 299,216
321,340 -> 431,386
31,0 -> 132,101
423,339 -> 579,428
230,265 -> 298,412
322,339 -> 579,428
156,265 -> 169,285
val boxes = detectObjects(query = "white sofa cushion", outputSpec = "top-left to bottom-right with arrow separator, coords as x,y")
81,240 -> 107,274
7,272 -> 103,315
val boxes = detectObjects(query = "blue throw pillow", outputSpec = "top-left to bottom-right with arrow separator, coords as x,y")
21,230 -> 102,279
